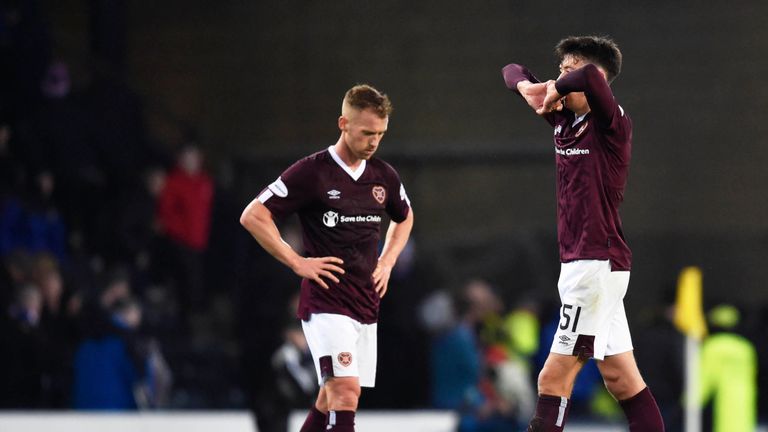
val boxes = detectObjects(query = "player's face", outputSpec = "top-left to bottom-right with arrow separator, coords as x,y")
558,55 -> 590,113
340,108 -> 388,161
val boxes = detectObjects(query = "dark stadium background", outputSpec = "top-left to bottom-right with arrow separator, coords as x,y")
1,0 -> 766,429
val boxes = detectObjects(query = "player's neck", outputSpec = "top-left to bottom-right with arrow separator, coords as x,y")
333,139 -> 363,170
573,106 -> 590,117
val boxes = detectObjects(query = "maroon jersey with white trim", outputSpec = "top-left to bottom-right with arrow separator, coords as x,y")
503,63 -> 632,270
258,146 -> 411,323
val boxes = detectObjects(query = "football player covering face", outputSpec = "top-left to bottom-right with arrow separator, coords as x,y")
502,36 -> 666,432
540,54 -> 610,117
336,104 -> 388,167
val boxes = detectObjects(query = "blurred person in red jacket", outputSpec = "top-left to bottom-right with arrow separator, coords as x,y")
156,144 -> 214,318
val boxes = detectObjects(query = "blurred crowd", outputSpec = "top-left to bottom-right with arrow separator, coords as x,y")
0,0 -> 241,411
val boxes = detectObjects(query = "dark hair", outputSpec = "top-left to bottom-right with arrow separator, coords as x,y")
344,84 -> 393,118
555,35 -> 622,83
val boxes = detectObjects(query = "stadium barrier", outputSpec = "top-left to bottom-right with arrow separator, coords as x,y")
1,411 -> 766,432
288,410 -> 457,431
0,412 -> 255,432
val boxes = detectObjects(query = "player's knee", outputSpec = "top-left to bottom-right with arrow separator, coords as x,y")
602,371 -> 639,400
537,367 -> 566,395
327,380 -> 361,411
599,364 -> 644,399
314,391 -> 328,412
330,389 -> 359,411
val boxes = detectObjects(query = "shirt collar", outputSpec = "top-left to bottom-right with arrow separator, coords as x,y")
328,145 -> 366,181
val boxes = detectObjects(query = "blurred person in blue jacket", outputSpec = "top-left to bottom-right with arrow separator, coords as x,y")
72,296 -> 144,409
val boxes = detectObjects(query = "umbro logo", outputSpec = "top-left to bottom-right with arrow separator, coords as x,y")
327,189 -> 341,200
559,335 -> 571,342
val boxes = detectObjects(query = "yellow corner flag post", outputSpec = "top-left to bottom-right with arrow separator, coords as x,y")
674,266 -> 707,432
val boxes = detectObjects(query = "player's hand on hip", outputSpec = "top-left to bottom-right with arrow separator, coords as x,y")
517,80 -> 548,112
372,261 -> 393,298
536,80 -> 564,115
293,257 -> 344,290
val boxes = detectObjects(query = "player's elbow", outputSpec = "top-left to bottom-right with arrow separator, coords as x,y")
501,64 -> 519,89
239,206 -> 259,230
238,210 -> 250,228
397,208 -> 414,229
582,63 -> 606,85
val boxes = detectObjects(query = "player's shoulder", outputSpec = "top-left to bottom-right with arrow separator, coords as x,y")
367,157 -> 401,179
302,148 -> 333,165
614,104 -> 632,129
285,148 -> 331,172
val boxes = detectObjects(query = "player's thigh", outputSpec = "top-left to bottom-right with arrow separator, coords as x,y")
302,313 -> 363,386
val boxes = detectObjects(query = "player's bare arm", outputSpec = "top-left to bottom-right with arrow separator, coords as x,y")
240,197 -> 345,289
372,208 -> 413,298
516,80 -> 548,112
537,80 -> 564,115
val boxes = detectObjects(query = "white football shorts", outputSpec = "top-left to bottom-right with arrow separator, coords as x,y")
550,259 -> 633,360
301,313 -> 378,387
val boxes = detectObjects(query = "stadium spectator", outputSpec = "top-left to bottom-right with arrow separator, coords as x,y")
33,253 -> 80,407
699,304 -> 757,432
156,144 -> 214,315
495,298 -> 539,423
267,322 -> 318,432
634,297 -> 684,430
72,296 -> 144,410
113,167 -> 165,271
0,122 -> 25,197
421,290 -> 483,418
0,249 -> 33,307
0,170 -> 67,264
422,283 -> 518,432
0,284 -> 45,408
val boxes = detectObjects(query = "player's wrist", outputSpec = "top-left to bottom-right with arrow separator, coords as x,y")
378,256 -> 396,268
286,254 -> 305,273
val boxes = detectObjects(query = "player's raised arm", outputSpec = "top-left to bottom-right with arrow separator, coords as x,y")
372,208 -> 413,298
502,64 -> 560,119
239,198 -> 344,289
541,63 -> 619,128
502,63 -> 540,89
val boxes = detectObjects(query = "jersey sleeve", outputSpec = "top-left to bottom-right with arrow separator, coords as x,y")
554,64 -> 628,131
383,163 -> 411,223
502,63 -> 540,92
257,158 -> 315,220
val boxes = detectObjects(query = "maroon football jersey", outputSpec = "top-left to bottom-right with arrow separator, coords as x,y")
258,146 -> 411,323
503,63 -> 632,270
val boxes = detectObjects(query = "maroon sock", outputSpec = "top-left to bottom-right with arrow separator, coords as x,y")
299,406 -> 327,432
619,387 -> 665,432
327,410 -> 355,431
527,394 -> 570,431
